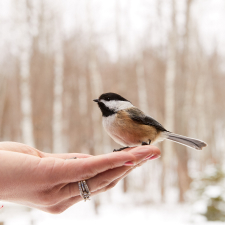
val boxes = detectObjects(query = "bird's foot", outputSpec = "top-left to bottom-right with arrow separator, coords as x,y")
142,140 -> 151,145
141,142 -> 148,145
113,147 -> 129,152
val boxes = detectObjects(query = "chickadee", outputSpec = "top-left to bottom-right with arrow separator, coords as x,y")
93,92 -> 207,151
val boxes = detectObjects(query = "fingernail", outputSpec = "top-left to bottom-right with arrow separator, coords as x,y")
148,155 -> 161,160
145,154 -> 154,160
124,161 -> 134,166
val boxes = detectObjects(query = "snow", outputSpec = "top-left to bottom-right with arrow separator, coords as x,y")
1,165 -> 225,225
0,201 -> 194,225
204,186 -> 222,199
193,200 -> 208,214
1,195 -> 224,225
204,166 -> 218,178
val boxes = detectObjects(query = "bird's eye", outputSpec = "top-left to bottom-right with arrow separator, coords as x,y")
107,97 -> 110,101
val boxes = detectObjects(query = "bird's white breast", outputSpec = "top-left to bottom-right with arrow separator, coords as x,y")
102,115 -> 128,147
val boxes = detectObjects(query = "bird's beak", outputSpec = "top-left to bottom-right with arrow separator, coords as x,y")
93,99 -> 99,103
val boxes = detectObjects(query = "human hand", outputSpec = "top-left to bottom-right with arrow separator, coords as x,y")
0,142 -> 160,214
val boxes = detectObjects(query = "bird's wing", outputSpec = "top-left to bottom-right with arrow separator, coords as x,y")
126,107 -> 167,132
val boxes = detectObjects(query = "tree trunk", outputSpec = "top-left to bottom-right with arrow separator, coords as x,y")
0,74 -> 7,134
86,1 -> 105,212
136,52 -> 149,114
115,0 -> 124,93
53,27 -> 64,153
162,0 -> 177,202
175,0 -> 193,202
18,0 -> 35,147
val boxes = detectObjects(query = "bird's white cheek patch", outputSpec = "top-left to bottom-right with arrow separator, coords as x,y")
100,100 -> 133,112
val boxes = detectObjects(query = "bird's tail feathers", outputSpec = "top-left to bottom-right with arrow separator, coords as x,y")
163,132 -> 207,150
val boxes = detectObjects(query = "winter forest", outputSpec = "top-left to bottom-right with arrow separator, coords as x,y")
1,0 -> 225,224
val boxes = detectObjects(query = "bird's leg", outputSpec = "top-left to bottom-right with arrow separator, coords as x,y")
141,142 -> 148,145
114,140 -> 152,152
142,140 -> 151,145
113,147 -> 129,152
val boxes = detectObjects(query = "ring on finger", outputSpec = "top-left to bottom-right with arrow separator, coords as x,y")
66,157 -> 91,201
78,180 -> 91,201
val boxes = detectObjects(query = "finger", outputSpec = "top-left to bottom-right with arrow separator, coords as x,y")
42,164 -> 140,214
38,158 -> 152,214
58,148 -> 158,200
36,166 -> 134,214
99,153 -> 160,193
122,145 -> 161,156
43,152 -> 92,159
91,152 -> 157,190
59,145 -> 159,183
106,158 -> 148,187
87,164 -> 131,192
59,164 -> 132,200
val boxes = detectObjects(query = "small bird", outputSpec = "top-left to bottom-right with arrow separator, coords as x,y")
93,92 -> 207,151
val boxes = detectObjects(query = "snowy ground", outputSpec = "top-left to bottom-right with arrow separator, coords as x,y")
0,195 -> 224,225
1,165 -> 224,225
31,203 -> 210,225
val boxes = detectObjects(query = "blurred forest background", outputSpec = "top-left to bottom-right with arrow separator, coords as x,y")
1,0 -> 225,222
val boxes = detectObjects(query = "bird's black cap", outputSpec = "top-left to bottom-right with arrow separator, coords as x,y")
98,92 -> 129,102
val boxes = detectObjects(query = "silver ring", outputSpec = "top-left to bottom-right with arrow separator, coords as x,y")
78,180 -> 91,201
66,157 -> 91,202
65,157 -> 91,201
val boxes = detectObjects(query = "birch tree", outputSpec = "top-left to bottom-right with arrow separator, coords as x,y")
162,0 -> 177,201
0,74 -> 7,132
115,0 -> 124,93
195,37 -> 208,167
175,0 -> 193,202
0,18 -> 8,132
53,17 -> 64,153
16,0 -> 35,147
136,52 -> 149,114
86,1 -> 105,213
86,1 -> 104,159
85,1 -> 113,156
